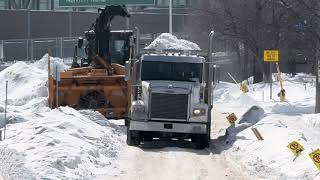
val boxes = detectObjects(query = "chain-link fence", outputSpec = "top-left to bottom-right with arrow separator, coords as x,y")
0,34 -> 159,64
0,37 -> 87,63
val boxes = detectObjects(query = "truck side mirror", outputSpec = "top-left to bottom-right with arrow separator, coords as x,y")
78,37 -> 84,49
125,61 -> 131,81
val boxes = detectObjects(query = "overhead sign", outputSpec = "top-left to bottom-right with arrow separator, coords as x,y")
59,0 -> 155,7
309,149 -> 320,170
287,141 -> 304,156
264,50 -> 279,62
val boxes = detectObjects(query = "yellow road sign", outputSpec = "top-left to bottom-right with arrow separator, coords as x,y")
226,113 -> 238,124
264,50 -> 279,62
309,149 -> 320,170
287,141 -> 304,156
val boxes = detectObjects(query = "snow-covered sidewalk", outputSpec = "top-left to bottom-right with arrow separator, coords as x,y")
212,74 -> 320,179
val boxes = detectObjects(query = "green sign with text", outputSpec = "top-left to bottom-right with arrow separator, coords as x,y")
59,0 -> 155,7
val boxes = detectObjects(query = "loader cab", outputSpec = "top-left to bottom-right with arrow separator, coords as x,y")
78,30 -> 133,67
109,30 -> 133,65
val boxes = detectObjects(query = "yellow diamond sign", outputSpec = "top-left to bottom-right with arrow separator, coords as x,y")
287,141 -> 304,156
264,50 -> 279,62
309,149 -> 320,170
226,113 -> 238,124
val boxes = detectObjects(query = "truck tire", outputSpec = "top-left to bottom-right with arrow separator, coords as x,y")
124,119 -> 129,127
126,129 -> 141,146
193,134 -> 209,149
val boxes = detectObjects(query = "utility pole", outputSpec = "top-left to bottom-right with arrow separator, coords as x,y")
169,0 -> 173,34
316,1 -> 320,113
316,38 -> 320,113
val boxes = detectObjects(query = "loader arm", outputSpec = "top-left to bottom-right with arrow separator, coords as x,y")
94,5 -> 131,64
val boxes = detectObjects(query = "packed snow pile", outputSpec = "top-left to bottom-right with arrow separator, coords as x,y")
145,33 -> 201,51
0,55 -> 125,179
0,54 -> 68,106
213,73 -> 320,179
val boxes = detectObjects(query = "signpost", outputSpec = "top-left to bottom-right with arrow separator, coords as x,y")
264,50 -> 279,100
59,0 -> 155,7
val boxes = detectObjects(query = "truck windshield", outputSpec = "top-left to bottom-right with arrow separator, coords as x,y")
141,61 -> 203,82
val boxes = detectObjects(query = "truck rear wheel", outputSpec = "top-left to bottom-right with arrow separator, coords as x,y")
127,129 -> 141,146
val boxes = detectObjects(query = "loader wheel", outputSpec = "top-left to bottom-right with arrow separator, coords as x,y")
127,129 -> 141,146
192,134 -> 209,149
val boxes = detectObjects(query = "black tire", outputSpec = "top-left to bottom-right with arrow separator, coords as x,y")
193,134 -> 209,149
124,119 -> 129,127
126,128 -> 141,146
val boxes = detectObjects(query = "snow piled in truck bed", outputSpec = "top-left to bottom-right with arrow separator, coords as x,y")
0,55 -> 125,179
145,33 -> 201,51
213,73 -> 320,179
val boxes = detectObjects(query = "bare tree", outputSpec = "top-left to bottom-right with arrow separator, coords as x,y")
187,0 -> 317,83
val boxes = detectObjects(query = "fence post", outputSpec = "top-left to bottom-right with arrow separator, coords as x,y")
30,39 -> 34,61
26,39 -> 29,61
55,37 -> 58,57
0,40 -> 3,62
60,37 -> 63,59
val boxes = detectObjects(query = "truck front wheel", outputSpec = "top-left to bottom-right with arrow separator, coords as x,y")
192,134 -> 209,149
127,129 -> 141,146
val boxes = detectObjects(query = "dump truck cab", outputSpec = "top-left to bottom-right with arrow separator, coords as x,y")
126,49 -> 215,148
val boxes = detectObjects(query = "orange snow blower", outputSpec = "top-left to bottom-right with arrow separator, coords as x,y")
48,5 -> 134,119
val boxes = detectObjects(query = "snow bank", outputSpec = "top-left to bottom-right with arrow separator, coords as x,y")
0,147 -> 36,180
1,107 -> 124,179
0,54 -> 68,106
213,74 -> 320,179
0,55 -> 125,179
146,33 -> 201,51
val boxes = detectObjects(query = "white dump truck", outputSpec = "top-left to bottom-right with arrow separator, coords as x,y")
125,31 -> 215,149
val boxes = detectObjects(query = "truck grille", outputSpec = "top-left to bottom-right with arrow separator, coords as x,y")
151,93 -> 188,120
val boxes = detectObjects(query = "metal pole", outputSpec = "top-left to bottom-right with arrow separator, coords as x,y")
60,37 -> 63,58
135,27 -> 140,59
126,17 -> 130,30
0,40 -> 3,61
30,39 -> 34,60
68,11 -> 72,37
4,81 -> 8,140
26,40 -> 29,61
207,31 -> 215,144
55,66 -> 59,108
270,63 -> 272,99
169,0 -> 173,34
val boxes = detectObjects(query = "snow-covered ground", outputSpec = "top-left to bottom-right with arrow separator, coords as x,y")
212,73 -> 320,180
0,53 -> 319,179
0,55 -> 126,179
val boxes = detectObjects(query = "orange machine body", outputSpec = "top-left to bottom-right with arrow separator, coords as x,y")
48,63 -> 131,119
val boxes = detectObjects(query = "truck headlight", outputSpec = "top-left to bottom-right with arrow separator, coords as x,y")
193,108 -> 206,116
132,100 -> 145,113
